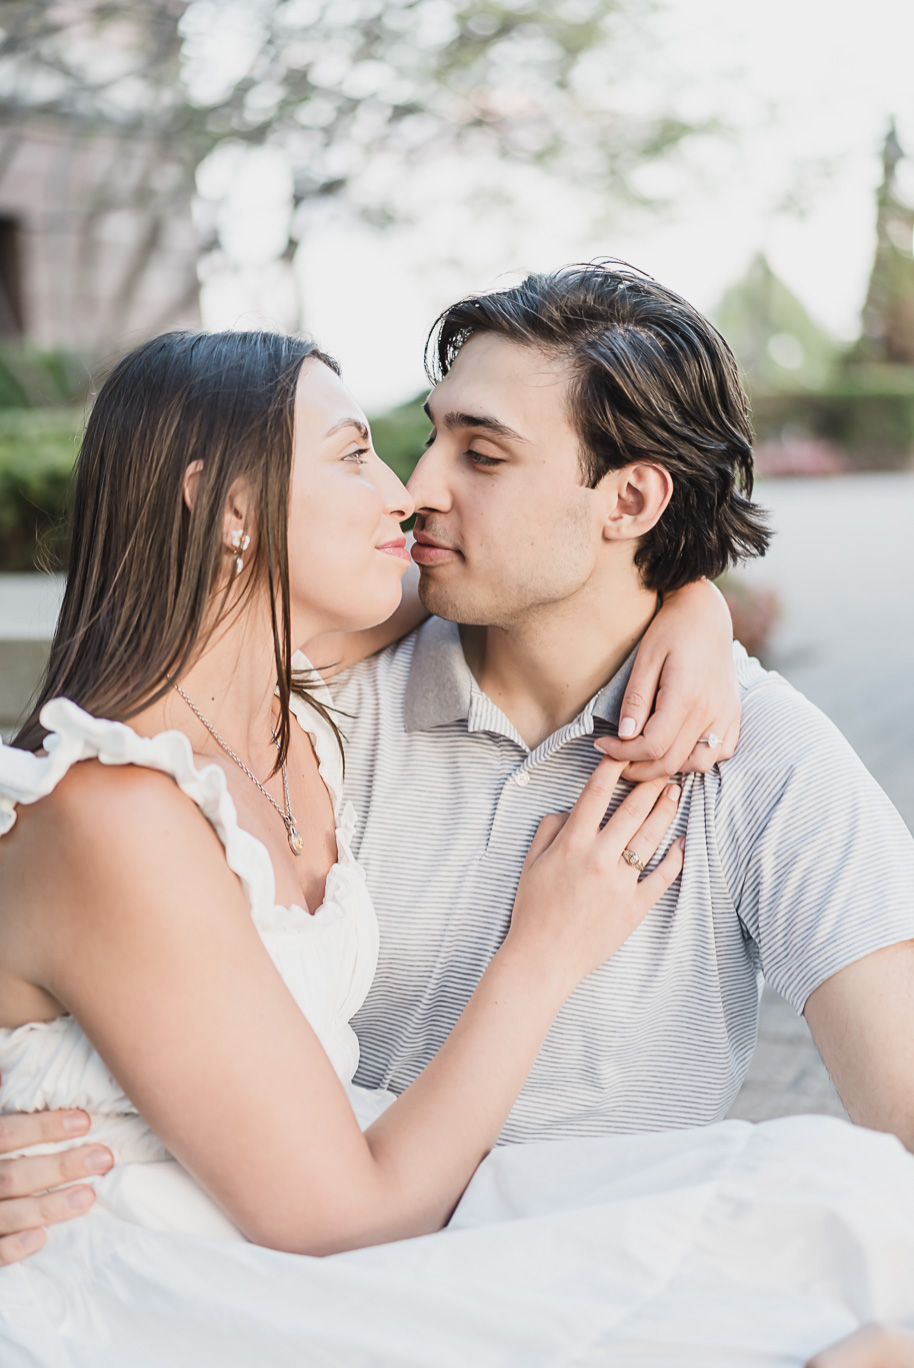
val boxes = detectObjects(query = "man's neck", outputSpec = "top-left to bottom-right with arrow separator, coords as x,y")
460,569 -> 658,750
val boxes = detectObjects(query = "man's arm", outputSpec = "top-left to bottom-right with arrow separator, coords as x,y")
804,940 -> 914,1150
807,1323 -> 914,1367
713,670 -> 914,1151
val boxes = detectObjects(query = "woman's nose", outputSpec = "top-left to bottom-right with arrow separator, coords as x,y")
379,459 -> 414,523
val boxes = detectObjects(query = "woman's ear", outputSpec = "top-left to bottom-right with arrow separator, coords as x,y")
221,476 -> 253,550
602,463 -> 673,542
182,459 -> 204,513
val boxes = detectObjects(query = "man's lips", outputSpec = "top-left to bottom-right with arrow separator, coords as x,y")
376,537 -> 411,564
411,530 -> 462,566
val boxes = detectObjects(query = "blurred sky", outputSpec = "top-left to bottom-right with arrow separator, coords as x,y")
197,0 -> 914,412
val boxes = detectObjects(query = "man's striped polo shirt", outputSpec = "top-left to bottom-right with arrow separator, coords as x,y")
333,616 -> 914,1144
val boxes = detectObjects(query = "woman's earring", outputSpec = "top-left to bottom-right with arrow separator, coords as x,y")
229,530 -> 251,576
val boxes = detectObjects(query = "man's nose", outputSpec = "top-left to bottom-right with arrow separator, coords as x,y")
406,442 -> 451,514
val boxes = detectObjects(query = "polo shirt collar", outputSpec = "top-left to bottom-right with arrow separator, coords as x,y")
403,617 -> 474,731
403,616 -> 639,736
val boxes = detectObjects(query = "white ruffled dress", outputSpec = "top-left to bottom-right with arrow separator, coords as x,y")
0,691 -> 913,1367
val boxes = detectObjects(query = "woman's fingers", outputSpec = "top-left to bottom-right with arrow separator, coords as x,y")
637,832 -> 685,906
613,783 -> 682,870
562,756 -> 628,837
616,648 -> 664,742
679,714 -> 740,776
587,775 -> 670,859
598,702 -> 740,782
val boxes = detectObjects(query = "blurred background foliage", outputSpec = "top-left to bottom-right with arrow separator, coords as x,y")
0,0 -> 704,348
0,0 -> 913,654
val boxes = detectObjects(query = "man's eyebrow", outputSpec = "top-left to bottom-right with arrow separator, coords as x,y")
422,400 -> 527,444
325,417 -> 369,441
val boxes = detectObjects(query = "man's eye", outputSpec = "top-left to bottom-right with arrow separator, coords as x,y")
467,449 -> 501,468
344,448 -> 369,465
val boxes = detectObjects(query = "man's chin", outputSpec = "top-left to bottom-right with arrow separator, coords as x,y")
417,568 -> 486,625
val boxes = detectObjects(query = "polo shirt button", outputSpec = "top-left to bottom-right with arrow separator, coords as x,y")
514,770 -> 531,787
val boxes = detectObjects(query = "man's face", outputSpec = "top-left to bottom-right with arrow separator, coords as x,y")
408,333 -> 612,627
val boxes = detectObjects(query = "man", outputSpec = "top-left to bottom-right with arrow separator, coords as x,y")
2,262 -> 913,1244
335,263 -> 914,1144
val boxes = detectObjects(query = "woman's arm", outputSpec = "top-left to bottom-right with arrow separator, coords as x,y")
596,578 -> 741,780
11,756 -> 682,1256
305,560 -> 427,680
311,577 -> 741,768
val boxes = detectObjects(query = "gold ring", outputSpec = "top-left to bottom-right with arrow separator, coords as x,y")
621,848 -> 645,873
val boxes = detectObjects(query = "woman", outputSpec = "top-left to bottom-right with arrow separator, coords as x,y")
2,331 -> 911,1367
0,330 -> 717,1239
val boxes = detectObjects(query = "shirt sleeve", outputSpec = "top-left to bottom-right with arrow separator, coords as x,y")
713,665 -> 914,1013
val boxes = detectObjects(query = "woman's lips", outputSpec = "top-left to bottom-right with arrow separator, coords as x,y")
376,537 -> 412,564
411,532 -> 461,566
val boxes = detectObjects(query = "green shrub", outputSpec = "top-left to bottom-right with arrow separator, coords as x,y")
0,346 -> 90,411
750,364 -> 914,471
0,409 -> 82,571
368,394 -> 429,485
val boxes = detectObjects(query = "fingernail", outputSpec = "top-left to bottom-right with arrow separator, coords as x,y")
65,1186 -> 94,1211
62,1112 -> 90,1135
618,717 -> 637,739
667,784 -> 682,804
85,1147 -> 112,1175
18,1227 -> 45,1253
592,738 -> 608,751
678,837 -> 686,851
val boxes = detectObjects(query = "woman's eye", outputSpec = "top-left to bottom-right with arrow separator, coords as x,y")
467,449 -> 501,468
423,430 -> 436,450
344,448 -> 369,465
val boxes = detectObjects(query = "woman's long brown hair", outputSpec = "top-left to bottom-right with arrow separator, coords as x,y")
15,330 -> 340,767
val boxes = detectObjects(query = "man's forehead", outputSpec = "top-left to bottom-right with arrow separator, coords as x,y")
428,333 -> 572,427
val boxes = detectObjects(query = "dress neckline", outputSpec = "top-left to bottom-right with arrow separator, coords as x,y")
0,670 -> 352,928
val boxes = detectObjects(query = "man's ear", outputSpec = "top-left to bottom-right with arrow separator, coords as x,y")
601,463 -> 673,543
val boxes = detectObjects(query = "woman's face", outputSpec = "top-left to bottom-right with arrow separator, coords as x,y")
286,358 -> 414,641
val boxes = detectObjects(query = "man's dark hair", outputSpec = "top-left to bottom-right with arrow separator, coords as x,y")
427,261 -> 770,593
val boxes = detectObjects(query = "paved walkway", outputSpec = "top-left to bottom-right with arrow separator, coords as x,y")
728,471 -> 914,1122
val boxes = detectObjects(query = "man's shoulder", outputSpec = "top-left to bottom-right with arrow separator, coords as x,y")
724,643 -> 877,790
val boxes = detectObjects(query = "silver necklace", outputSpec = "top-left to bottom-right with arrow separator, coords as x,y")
172,682 -> 304,856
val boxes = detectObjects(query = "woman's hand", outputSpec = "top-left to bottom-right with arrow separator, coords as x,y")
505,758 -> 684,994
596,579 -> 740,781
807,1325 -> 914,1367
0,1102 -> 112,1265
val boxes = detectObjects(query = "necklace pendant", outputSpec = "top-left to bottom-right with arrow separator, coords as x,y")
288,826 -> 304,856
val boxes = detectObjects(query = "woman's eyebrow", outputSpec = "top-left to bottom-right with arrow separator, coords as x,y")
325,417 -> 370,440
422,401 -> 528,443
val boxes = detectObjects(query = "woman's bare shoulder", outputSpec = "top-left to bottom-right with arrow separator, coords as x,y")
2,759 -> 229,912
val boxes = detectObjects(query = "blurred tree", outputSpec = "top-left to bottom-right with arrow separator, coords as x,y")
856,120 -> 914,365
0,0 -> 703,337
713,253 -> 837,393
